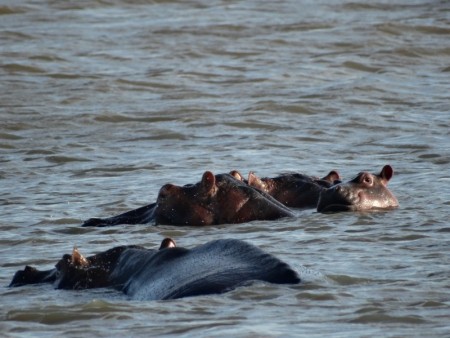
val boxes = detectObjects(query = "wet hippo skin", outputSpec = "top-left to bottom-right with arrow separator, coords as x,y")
245,170 -> 341,208
9,238 -> 179,289
82,203 -> 156,227
153,171 -> 295,225
9,245 -> 144,288
9,239 -> 300,301
317,165 -> 399,212
82,171 -> 294,227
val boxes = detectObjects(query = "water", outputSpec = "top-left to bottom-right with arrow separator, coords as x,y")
1,0 -> 449,336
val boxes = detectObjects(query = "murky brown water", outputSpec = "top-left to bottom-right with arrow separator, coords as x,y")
1,0 -> 449,337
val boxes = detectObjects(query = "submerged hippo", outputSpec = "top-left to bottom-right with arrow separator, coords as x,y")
317,165 -> 399,212
82,203 -> 156,227
10,238 -> 300,300
153,171 -> 294,225
83,171 -> 294,227
239,170 -> 341,208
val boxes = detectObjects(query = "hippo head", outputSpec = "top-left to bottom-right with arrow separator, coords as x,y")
317,165 -> 399,212
154,171 -> 217,226
54,247 -> 110,289
246,170 -> 341,209
53,240 -> 174,290
154,171 -> 294,226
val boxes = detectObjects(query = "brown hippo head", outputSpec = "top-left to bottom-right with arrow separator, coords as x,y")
153,171 -> 294,226
246,170 -> 340,209
317,165 -> 399,212
54,246 -> 132,289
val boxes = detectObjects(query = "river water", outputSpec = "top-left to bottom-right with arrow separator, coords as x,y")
1,0 -> 449,337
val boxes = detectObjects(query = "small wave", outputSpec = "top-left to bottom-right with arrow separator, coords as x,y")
6,308 -> 100,324
47,73 -> 85,79
349,313 -> 427,324
295,291 -> 336,301
1,63 -> 45,74
327,274 -> 372,285
94,114 -> 175,123
341,61 -> 383,73
45,155 -> 91,164
0,132 -> 23,140
117,78 -> 176,90
0,6 -> 25,15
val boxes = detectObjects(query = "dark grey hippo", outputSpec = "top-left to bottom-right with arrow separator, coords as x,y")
9,238 -> 300,300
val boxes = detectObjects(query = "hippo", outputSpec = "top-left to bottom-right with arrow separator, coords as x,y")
83,171 -> 294,227
10,238 -> 300,300
317,165 -> 399,212
82,202 -> 156,227
236,170 -> 341,208
153,171 -> 295,225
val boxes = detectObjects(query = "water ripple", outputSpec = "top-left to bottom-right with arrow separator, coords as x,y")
1,0 -> 449,336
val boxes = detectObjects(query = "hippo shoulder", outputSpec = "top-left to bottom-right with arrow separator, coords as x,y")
109,247 -> 163,287
119,239 -> 300,300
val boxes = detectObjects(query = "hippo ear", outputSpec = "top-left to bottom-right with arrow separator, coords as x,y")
324,170 -> 340,182
71,247 -> 89,267
248,172 -> 258,185
159,237 -> 176,250
248,172 -> 266,190
229,170 -> 244,181
380,165 -> 394,183
201,171 -> 216,193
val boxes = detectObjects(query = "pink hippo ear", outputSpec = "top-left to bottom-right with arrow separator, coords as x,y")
229,170 -> 245,181
324,170 -> 340,182
380,165 -> 394,184
71,247 -> 89,267
248,172 -> 267,191
201,171 -> 216,193
159,237 -> 176,250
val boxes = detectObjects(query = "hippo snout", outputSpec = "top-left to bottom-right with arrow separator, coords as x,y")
317,185 -> 355,212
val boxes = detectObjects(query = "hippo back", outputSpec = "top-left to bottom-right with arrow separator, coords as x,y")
111,239 -> 300,300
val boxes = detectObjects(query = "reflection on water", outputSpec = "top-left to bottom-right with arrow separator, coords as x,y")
1,0 -> 449,337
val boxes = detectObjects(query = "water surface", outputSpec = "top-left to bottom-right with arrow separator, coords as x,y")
1,0 -> 449,337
